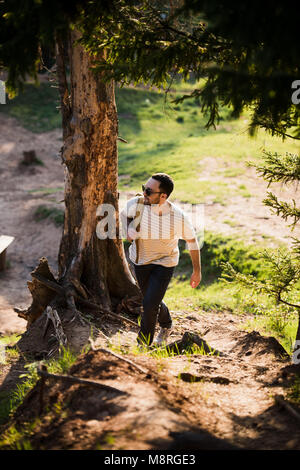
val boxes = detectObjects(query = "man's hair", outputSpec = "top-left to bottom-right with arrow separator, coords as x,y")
151,173 -> 174,197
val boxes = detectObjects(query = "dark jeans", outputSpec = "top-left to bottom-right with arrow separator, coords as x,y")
134,263 -> 175,345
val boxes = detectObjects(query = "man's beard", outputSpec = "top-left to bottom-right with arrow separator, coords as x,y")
144,196 -> 160,206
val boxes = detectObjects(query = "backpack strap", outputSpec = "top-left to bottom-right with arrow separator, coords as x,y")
134,196 -> 145,264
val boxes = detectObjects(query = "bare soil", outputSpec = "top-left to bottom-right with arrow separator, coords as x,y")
1,114 -> 300,450
1,310 -> 300,450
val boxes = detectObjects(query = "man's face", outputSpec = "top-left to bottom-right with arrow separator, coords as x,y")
143,177 -> 166,205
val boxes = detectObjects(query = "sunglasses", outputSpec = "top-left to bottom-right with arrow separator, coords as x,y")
142,184 -> 163,196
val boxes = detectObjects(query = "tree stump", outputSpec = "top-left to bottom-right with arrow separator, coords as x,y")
21,150 -> 40,165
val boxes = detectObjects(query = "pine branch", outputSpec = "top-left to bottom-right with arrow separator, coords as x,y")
250,150 -> 300,186
277,294 -> 300,310
291,237 -> 300,256
263,192 -> 300,229
220,247 -> 300,309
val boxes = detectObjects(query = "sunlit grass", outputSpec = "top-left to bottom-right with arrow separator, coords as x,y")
4,81 -> 300,207
0,346 -> 79,429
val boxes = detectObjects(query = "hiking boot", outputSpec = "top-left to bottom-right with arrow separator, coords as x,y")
153,327 -> 172,346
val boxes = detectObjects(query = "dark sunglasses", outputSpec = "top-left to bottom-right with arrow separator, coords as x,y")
142,184 -> 163,196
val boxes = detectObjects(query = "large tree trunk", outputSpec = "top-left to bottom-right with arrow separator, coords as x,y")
56,29 -> 139,311
15,29 -> 140,334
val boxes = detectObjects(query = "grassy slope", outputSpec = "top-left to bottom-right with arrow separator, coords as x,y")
2,80 -> 300,203
0,79 -> 299,351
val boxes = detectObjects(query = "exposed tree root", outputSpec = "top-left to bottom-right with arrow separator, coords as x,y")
37,363 -> 128,415
88,338 -> 149,376
43,306 -> 67,357
13,256 -> 141,357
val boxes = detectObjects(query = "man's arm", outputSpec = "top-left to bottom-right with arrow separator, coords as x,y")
185,238 -> 201,288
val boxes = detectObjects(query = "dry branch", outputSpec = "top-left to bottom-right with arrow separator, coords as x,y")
30,272 -> 64,296
44,306 -> 67,347
70,278 -> 89,299
37,365 -> 128,395
88,338 -> 149,375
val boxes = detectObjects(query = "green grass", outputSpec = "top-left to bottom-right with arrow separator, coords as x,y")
175,232 -> 275,284
0,423 -> 36,450
115,85 -> 300,204
2,79 -> 300,206
0,346 -> 79,431
0,82 -> 61,132
33,205 -> 64,226
163,232 -> 299,352
240,310 -> 298,355
287,376 -> 300,404
28,187 -> 63,194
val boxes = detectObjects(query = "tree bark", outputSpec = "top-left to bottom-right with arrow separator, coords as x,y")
16,29 -> 141,331
56,29 -> 140,311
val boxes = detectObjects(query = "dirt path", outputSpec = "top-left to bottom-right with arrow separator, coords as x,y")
0,114 -> 63,333
1,309 -> 299,450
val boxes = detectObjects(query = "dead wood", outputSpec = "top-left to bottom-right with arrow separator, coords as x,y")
117,136 -> 128,143
44,306 -> 67,347
14,258 -> 58,327
89,338 -> 149,376
65,293 -> 87,326
30,270 -> 139,328
99,309 -> 139,328
70,278 -> 89,299
30,271 -> 64,296
165,331 -> 223,356
19,266 -> 138,327
37,364 -> 128,395
13,307 -> 28,320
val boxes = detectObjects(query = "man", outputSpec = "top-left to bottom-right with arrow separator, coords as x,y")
121,173 -> 201,347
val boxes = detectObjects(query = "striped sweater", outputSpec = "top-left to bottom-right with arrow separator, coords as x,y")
120,196 -> 197,267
